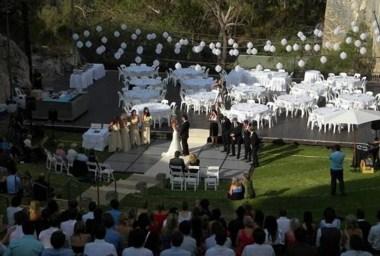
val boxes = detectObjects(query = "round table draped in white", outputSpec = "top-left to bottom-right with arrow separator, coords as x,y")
230,85 -> 266,99
229,103 -> 268,122
185,91 -> 218,103
123,65 -> 155,77
304,70 -> 322,83
173,68 -> 204,79
132,103 -> 171,119
123,89 -> 160,101
338,94 -> 375,109
129,78 -> 162,88
181,78 -> 214,90
312,107 -> 345,123
328,76 -> 362,90
291,82 -> 328,97
276,94 -> 314,106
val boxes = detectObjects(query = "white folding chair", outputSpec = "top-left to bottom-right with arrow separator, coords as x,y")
44,149 -> 56,171
87,162 -> 99,180
206,166 -> 220,185
184,171 -> 198,191
54,155 -> 69,175
169,165 -> 184,191
98,163 -> 114,182
161,99 -> 169,105
204,177 -> 218,191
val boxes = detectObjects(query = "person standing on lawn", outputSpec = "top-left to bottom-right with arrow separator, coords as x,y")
329,144 -> 345,196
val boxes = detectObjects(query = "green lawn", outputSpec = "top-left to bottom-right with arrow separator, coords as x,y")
7,132 -> 380,222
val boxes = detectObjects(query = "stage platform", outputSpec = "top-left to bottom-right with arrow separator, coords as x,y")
36,70 -> 380,145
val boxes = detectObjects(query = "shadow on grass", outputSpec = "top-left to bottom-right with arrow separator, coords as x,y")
259,144 -> 301,166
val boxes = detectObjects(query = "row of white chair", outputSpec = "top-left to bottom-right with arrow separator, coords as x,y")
169,165 -> 220,191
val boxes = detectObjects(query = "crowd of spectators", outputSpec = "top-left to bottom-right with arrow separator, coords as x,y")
1,196 -> 380,256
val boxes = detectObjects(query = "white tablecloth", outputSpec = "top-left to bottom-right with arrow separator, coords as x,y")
329,76 -> 362,90
312,107 -> 345,124
129,78 -> 162,88
82,128 -> 109,151
304,70 -> 322,83
338,94 -> 375,109
181,78 -> 214,90
123,65 -> 155,77
173,68 -> 204,79
276,94 -> 314,106
230,85 -> 266,100
185,91 -> 218,103
92,63 -> 106,80
132,103 -> 171,119
291,82 -> 329,97
69,64 -> 106,90
229,103 -> 268,122
123,89 -> 160,101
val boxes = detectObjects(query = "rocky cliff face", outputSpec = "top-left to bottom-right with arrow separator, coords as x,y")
0,33 -> 31,103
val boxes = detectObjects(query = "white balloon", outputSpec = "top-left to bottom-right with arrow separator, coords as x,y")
251,48 -> 258,55
293,43 -> 300,51
174,48 -> 181,54
320,56 -> 327,64
247,42 -> 253,49
72,33 -> 79,41
233,43 -> 238,49
135,56 -> 142,63
276,62 -> 283,70
377,36 -> 380,42
360,33 -> 367,40
313,29 -> 320,36
352,26 -> 359,33
256,64 -> 263,71
155,48 -> 162,54
183,38 -> 189,45
83,30 -> 90,37
162,32 -> 169,38
333,43 -> 340,51
101,36 -> 108,44
228,49 -> 234,56
117,48 -> 124,54
135,28 -> 141,35
120,42 -> 127,49
317,31 -> 323,37
375,28 -> 380,35
121,24 -> 127,30
228,38 -> 234,45
85,41 -> 92,48
96,47 -> 103,55
340,52 -> 347,60
313,44 -> 320,52
263,45 -> 270,52
175,62 -> 182,70
167,36 -> 172,43
304,44 -> 311,51
96,26 -> 102,32
345,37 -> 352,44
354,40 -> 362,47
209,42 -> 215,49
153,60 -> 160,67
215,42 -> 222,48
215,49 -> 221,56
269,45 -> 276,53
195,64 -> 202,71
233,49 -> 239,56
246,48 -> 252,54
360,47 -> 367,55
146,34 -> 152,40
76,41 -> 83,48
266,40 -> 272,45
286,45 -> 292,52
300,35 -> 307,41
324,41 -> 331,49
351,21 -> 357,27
151,33 -> 157,39
114,53 -> 121,60
297,31 -> 304,38
175,42 -> 181,49
136,46 -> 143,55
199,41 -> 205,47
298,59 -> 305,68
215,65 -> 222,73
114,31 -> 120,38
131,34 -> 137,40
281,38 -> 288,46
156,43 -> 163,49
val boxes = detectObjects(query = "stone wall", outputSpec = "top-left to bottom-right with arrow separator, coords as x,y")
0,33 -> 31,103
323,0 -> 380,72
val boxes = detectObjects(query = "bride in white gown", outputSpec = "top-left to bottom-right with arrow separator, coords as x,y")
162,118 -> 182,157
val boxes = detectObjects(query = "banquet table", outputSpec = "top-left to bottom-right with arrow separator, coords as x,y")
291,82 -> 329,97
338,94 -> 375,109
82,127 -> 109,151
123,89 -> 160,102
328,76 -> 362,90
70,63 -> 106,90
185,91 -> 218,103
276,94 -> 314,106
304,70 -> 322,83
129,78 -> 162,88
229,103 -> 268,122
132,103 -> 171,121
312,107 -> 345,123
123,65 -> 155,77
230,85 -> 266,100
181,78 -> 214,90
172,68 -> 204,80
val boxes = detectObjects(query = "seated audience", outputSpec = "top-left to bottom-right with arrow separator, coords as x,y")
302,211 -> 316,246
277,209 -> 291,235
320,207 -> 341,229
286,228 -> 318,256
160,231 -> 191,256
60,209 -> 77,240
169,151 -> 186,172
206,231 -> 235,256
76,147 -> 88,162
66,143 -> 78,163
205,221 -> 232,250
122,228 -> 153,256
356,209 -> 371,249
83,225 -> 117,256
228,206 -> 245,248
341,234 -> 372,256
316,208 -> 341,256
82,201 -> 96,223
368,210 -> 380,254
342,215 -> 363,250
242,228 -> 275,256
236,216 -> 255,256
228,177 -> 244,200
70,221 -> 91,255
6,196 -> 23,226
55,143 -> 66,159
179,221 -> 197,256
5,221 -> 44,256
152,204 -> 168,232
32,173 -> 53,201
264,215 -> 285,254
38,215 -> 60,249
178,201 -> 192,224
41,230 -> 74,256
285,218 -> 301,248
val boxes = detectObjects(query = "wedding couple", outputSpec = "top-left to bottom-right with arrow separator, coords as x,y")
162,114 -> 190,157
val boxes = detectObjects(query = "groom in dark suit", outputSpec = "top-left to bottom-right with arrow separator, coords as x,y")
180,114 -> 190,156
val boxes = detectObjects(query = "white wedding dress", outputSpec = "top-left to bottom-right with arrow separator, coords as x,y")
162,128 -> 182,158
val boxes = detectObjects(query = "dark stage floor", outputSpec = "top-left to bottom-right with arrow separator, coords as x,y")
37,70 -> 380,144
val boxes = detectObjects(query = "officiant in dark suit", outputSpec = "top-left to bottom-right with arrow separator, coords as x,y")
229,117 -> 243,159
180,114 -> 190,156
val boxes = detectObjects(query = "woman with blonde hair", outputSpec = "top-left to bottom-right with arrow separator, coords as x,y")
108,116 -> 122,152
29,200 -> 41,222
130,110 -> 141,147
228,177 -> 244,200
141,107 -> 152,145
119,114 -> 131,152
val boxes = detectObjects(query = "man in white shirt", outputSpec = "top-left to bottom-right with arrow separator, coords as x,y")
161,231 -> 190,256
6,196 -> 23,226
60,210 -> 77,240
84,226 -> 117,256
277,209 -> 290,235
242,228 -> 275,256
205,232 -> 235,256
368,210 -> 380,253
122,229 -> 153,256
205,222 -> 232,250
82,201 -> 96,223
38,216 -> 60,248
179,221 -> 196,256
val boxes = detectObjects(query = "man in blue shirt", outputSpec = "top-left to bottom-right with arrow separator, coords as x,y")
329,144 -> 345,195
6,165 -> 21,195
